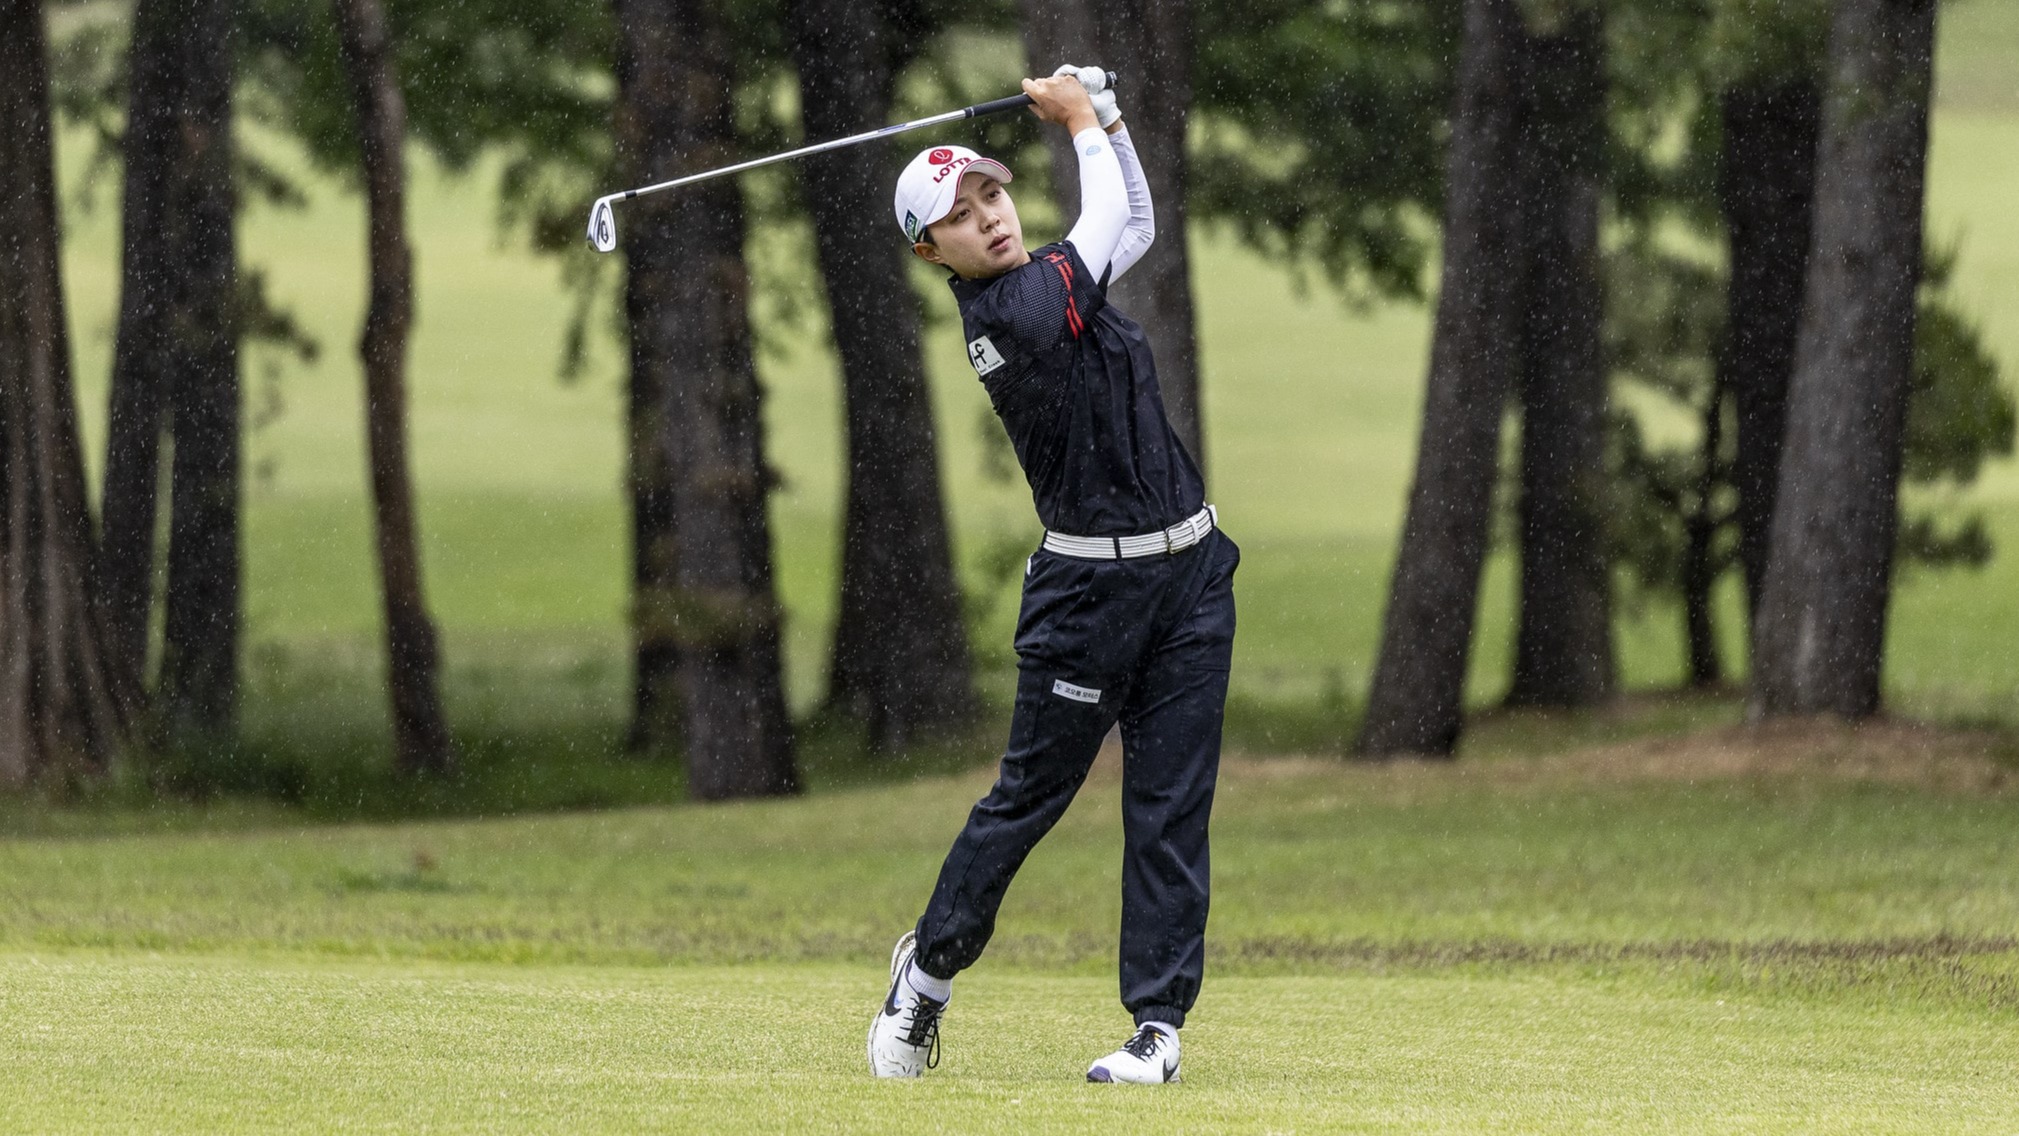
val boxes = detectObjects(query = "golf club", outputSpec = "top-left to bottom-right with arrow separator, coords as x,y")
584,72 -> 1117,253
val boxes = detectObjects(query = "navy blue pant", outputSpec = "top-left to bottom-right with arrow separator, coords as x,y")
914,528 -> 1238,1028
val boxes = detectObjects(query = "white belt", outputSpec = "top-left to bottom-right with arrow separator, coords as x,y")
1043,506 -> 1218,560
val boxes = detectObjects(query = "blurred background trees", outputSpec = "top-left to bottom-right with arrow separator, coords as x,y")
6,0 -> 2011,793
1,0 -> 135,786
787,0 -> 979,752
101,0 -> 242,755
332,0 -> 456,776
612,0 -> 798,798
1357,0 -> 1529,758
1751,0 -> 1941,717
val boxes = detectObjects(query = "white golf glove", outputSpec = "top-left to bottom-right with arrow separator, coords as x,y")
1053,63 -> 1121,128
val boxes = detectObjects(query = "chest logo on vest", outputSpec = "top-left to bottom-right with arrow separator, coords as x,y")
1052,679 -> 1101,705
968,335 -> 1007,376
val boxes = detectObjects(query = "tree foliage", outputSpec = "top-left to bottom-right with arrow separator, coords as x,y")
1606,242 -> 2011,656
1191,0 -> 1461,305
1500,0 -> 2012,686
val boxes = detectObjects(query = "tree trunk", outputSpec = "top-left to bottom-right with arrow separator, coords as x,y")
1718,80 -> 1821,622
1355,0 -> 1526,758
626,376 -> 679,752
0,0 -> 134,785
335,0 -> 457,776
1750,0 -> 1936,719
1018,0 -> 1206,467
787,0 -> 978,749
1092,0 -> 1203,469
99,0 -> 239,692
130,0 -> 239,747
615,0 -> 797,799
1015,0 -> 1098,229
1681,382 -> 1726,688
620,8 -> 679,754
1504,5 -> 1614,709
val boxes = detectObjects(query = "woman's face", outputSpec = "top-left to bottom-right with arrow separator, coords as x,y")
914,172 -> 1029,280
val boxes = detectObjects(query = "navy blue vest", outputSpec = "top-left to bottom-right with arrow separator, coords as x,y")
950,241 -> 1205,537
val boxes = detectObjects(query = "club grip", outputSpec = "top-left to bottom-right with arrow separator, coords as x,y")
967,93 -> 1036,118
965,72 -> 1120,120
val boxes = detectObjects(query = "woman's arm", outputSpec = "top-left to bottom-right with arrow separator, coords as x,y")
1103,123 -> 1156,283
1025,71 -> 1150,285
1063,126 -> 1130,282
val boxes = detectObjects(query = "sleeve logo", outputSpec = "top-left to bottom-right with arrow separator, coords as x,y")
967,335 -> 1007,376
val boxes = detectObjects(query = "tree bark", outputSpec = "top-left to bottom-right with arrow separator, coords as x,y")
787,0 -> 978,749
1718,80 -> 1821,621
1092,0 -> 1203,469
0,0 -> 134,785
615,0 -> 797,799
1504,5 -> 1614,709
1681,382 -> 1727,688
121,0 -> 239,746
99,0 -> 238,693
1018,0 -> 1206,467
335,0 -> 457,776
620,7 -> 680,755
1355,0 -> 1526,757
1016,0 -> 1098,229
1750,0 -> 1936,719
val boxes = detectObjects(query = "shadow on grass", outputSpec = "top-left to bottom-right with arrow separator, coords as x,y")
1218,684 -> 1752,761
70,647 -> 1384,825
9,637 -> 2012,837
12,644 -> 1015,832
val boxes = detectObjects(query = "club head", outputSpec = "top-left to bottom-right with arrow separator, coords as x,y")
587,197 -> 618,253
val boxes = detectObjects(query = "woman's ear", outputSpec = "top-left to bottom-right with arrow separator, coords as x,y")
912,241 -> 944,267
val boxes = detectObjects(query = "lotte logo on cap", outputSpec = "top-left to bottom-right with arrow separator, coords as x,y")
928,148 -> 954,165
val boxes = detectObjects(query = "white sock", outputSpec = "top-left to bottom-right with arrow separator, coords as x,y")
1140,1020 -> 1177,1041
904,959 -> 952,1004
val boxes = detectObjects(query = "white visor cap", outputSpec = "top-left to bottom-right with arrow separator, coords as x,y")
894,145 -> 1014,243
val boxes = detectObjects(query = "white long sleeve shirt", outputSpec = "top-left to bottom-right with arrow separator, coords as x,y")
1064,124 -> 1156,285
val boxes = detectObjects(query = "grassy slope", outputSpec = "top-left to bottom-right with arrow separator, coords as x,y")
10,754 -> 2019,960
6,724 -> 2019,1130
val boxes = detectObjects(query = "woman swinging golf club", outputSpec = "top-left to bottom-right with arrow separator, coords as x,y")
869,66 -> 1239,1085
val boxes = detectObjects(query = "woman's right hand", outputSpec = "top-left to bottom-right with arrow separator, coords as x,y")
1021,75 -> 1099,135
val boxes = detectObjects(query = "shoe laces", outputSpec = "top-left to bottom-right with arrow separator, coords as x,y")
901,995 -> 945,1069
1121,1024 -> 1167,1060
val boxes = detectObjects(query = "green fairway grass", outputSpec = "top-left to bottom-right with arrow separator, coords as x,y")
7,955 -> 2019,1133
6,718 -> 2019,1131
9,710 -> 2019,957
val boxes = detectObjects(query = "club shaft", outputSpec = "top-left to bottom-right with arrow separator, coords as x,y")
612,96 -> 1033,205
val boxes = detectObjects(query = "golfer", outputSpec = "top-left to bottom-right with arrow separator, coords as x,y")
869,66 -> 1238,1085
